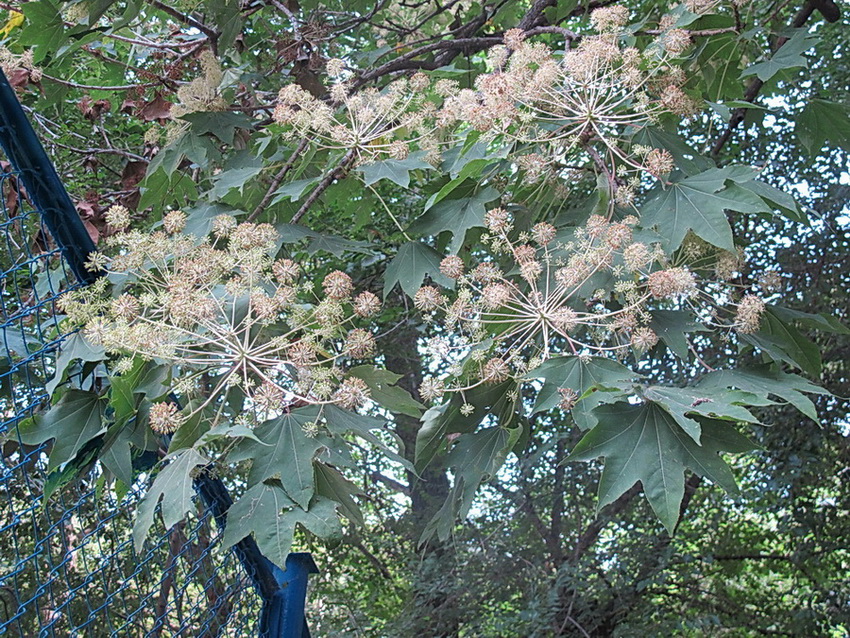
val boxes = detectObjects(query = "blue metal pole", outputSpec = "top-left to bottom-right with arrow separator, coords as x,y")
0,68 -> 98,284
259,553 -> 319,638
193,465 -> 319,637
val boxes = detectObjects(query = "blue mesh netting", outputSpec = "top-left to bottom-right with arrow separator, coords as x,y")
0,156 -> 262,635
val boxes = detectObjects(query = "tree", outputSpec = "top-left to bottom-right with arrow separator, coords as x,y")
1,0 -> 847,634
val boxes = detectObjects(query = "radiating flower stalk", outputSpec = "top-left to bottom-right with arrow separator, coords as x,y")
414,214 -> 768,404
436,11 -> 698,205
273,67 -> 442,165
261,6 -> 770,407
269,7 -> 699,220
60,212 -> 382,434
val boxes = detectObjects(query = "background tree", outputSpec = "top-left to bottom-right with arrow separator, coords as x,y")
0,0 -> 847,635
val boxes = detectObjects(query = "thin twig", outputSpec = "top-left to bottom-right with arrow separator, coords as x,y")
290,149 -> 356,223
710,0 -> 822,158
41,74 -> 162,92
247,138 -> 309,222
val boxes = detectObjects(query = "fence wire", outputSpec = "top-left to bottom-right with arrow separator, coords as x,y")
0,157 -> 262,635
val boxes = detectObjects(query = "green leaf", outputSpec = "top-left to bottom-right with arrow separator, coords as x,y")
358,151 -> 432,188
47,332 -> 105,396
649,310 -> 708,360
643,385 -> 760,443
270,177 -> 321,205
745,179 -> 805,223
100,427 -> 134,486
138,168 -> 199,210
197,421 -> 270,447
314,462 -> 364,526
383,241 -> 454,299
424,161 -> 492,210
739,307 -> 821,376
181,111 -> 254,145
528,356 -> 634,429
348,365 -> 423,417
446,425 -> 520,517
43,437 -> 102,500
20,1 -> 66,63
696,366 -> 828,424
168,399 -> 213,451
19,390 -> 104,472
707,100 -> 771,122
641,168 -> 768,251
569,402 -> 753,533
220,480 -> 296,567
108,357 -> 166,429
236,411 -> 321,508
740,30 -> 816,83
322,404 -> 411,469
421,423 -> 522,545
769,305 -> 849,334
408,187 -> 500,254
209,163 -> 264,199
221,484 -> 342,569
204,0 -> 243,52
796,99 -> 850,155
133,448 -> 207,552
630,127 -> 713,177
167,131 -> 220,170
416,381 -> 516,471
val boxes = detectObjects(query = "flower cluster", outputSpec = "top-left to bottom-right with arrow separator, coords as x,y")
0,46 -> 43,83
268,10 -> 704,217
171,50 -> 226,119
60,219 -> 382,431
436,15 -> 697,189
273,72 -> 440,164
414,211 -> 767,401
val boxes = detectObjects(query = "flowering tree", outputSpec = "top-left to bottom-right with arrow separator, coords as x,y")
3,0 -> 845,600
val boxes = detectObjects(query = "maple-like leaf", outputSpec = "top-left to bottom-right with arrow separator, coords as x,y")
641,168 -> 767,251
528,356 -> 635,429
569,402 -> 754,532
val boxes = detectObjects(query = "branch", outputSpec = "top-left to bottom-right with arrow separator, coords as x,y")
709,0 -> 834,158
49,139 -> 149,164
145,0 -> 220,48
370,471 -> 411,496
489,480 -> 560,560
348,537 -> 393,579
642,26 -> 739,36
290,149 -> 356,224
571,483 -> 641,561
247,138 -> 309,222
41,74 -> 163,92
549,440 -> 567,563
712,553 -> 794,561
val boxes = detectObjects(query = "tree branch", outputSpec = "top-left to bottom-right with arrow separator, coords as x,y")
290,149 -> 356,224
247,138 -> 309,222
370,471 -> 411,496
709,0 -> 833,158
145,0 -> 220,48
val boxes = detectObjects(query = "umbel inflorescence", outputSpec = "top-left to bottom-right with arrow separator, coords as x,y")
268,8 -> 699,201
415,212 -> 767,404
438,14 -> 698,201
60,210 -> 381,434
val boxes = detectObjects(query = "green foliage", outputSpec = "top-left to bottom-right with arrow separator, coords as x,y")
5,0 -> 849,632
570,402 -> 754,533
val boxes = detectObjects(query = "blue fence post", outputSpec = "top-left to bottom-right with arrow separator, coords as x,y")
260,553 -> 320,638
0,68 -> 97,284
193,467 -> 320,637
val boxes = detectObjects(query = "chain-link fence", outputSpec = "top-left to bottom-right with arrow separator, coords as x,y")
0,69 -> 308,637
